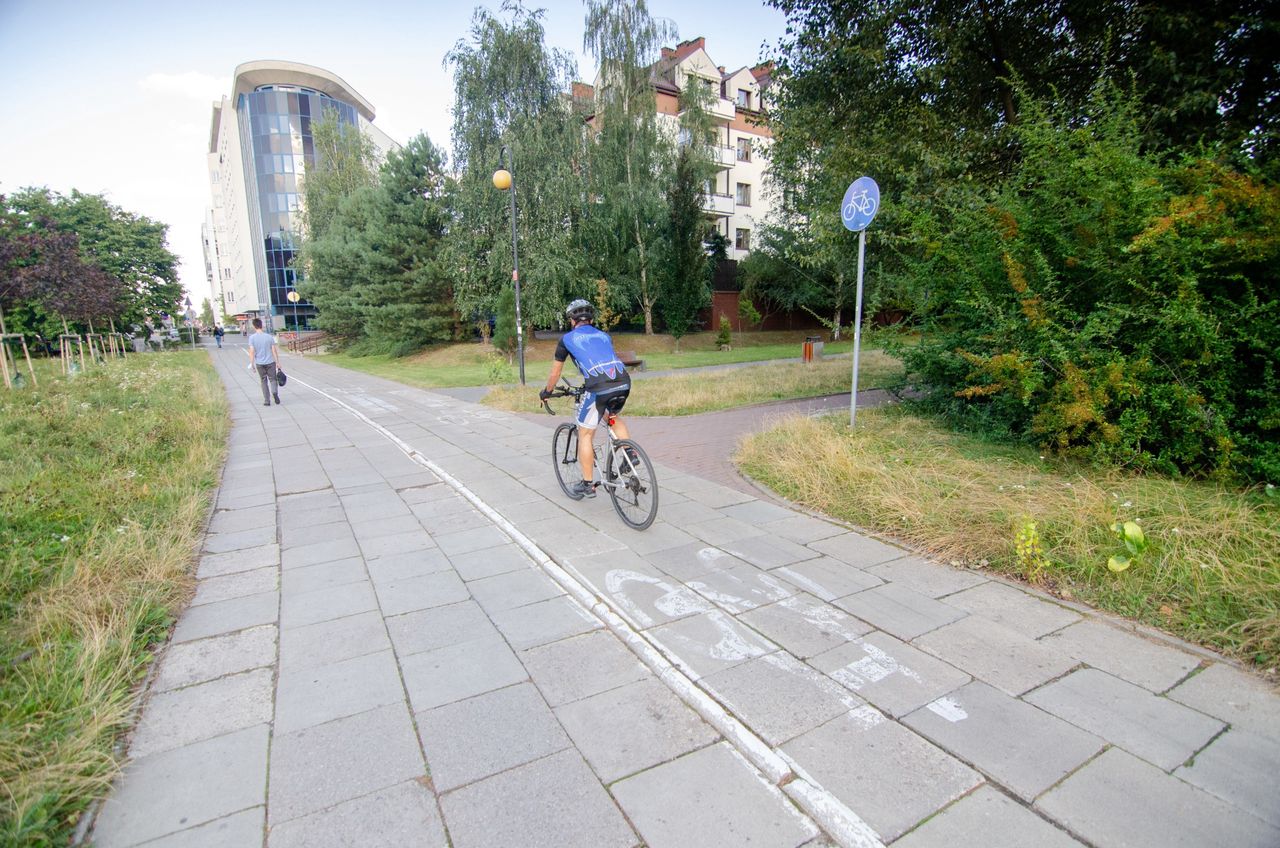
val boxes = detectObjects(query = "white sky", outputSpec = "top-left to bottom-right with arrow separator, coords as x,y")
0,0 -> 786,310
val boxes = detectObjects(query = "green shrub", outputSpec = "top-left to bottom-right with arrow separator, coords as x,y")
895,81 -> 1280,482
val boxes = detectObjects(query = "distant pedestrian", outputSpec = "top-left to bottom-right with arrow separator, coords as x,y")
246,318 -> 281,407
213,325 -> 225,348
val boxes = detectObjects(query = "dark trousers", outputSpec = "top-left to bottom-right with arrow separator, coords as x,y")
256,363 -> 279,403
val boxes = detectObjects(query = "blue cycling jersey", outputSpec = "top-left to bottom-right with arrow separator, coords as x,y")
555,325 -> 627,383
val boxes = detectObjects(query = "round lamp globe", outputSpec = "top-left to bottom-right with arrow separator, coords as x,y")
492,169 -> 512,191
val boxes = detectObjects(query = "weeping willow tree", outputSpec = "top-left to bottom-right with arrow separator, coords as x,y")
445,2 -> 590,331
583,0 -> 678,334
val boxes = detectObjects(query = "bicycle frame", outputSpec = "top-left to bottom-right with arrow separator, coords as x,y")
543,381 -> 633,492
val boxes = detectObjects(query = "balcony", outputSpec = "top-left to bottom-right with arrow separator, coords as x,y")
715,146 -> 736,168
681,96 -> 736,122
701,193 -> 735,216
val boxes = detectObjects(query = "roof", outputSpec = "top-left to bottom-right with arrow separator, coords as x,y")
231,60 -> 376,122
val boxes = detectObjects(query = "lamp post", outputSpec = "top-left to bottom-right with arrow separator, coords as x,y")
492,145 -> 526,385
183,296 -> 196,351
287,289 -> 301,340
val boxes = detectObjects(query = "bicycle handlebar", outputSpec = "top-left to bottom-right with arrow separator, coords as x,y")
540,381 -> 584,415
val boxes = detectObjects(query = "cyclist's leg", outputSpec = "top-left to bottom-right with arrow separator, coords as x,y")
576,389 -> 602,482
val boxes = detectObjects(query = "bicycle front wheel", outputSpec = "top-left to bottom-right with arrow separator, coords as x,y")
605,438 -> 658,530
552,423 -> 582,500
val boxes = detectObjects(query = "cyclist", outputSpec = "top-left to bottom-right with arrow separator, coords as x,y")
540,299 -> 631,498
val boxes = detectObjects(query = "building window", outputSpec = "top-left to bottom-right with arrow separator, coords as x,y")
736,183 -> 752,207
737,89 -> 750,109
736,229 -> 750,251
736,137 -> 751,162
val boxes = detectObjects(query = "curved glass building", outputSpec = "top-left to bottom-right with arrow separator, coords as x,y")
206,61 -> 396,331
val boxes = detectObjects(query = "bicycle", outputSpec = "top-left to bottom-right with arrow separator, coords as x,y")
541,380 -> 659,531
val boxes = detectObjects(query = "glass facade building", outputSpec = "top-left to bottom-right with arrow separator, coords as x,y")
236,86 -> 359,330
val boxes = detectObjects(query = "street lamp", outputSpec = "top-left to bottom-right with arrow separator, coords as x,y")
287,289 -> 301,339
183,296 -> 196,351
492,145 -> 526,385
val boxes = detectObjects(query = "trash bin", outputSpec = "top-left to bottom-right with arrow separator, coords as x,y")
802,340 -> 812,363
805,336 -> 824,362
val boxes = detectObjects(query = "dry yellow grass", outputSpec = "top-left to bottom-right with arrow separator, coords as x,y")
737,409 -> 1280,667
0,354 -> 227,845
484,352 -> 903,417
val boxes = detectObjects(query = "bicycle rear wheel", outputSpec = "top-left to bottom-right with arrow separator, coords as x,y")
552,423 -> 582,500
605,438 -> 658,530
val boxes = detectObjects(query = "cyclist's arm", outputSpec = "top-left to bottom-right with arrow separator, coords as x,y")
544,359 -> 564,393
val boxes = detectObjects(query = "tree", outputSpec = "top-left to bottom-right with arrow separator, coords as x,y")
298,108 -> 379,243
445,3 -> 589,331
492,285 -> 518,363
8,188 -> 179,330
583,0 -> 678,334
661,84 -> 716,347
199,298 -> 215,327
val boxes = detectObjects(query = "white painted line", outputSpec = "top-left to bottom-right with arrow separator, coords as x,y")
291,374 -> 885,848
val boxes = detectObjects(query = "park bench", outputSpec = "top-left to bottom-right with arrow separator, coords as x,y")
619,350 -> 645,371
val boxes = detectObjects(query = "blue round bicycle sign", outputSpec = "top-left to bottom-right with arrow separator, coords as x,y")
840,177 -> 880,232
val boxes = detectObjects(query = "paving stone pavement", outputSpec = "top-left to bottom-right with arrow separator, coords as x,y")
90,346 -> 1280,848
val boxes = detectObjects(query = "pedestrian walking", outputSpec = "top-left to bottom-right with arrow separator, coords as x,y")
246,318 -> 281,407
213,325 -> 225,348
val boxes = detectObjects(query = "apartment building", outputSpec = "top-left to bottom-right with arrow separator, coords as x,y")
651,38 -> 773,262
204,60 -> 396,331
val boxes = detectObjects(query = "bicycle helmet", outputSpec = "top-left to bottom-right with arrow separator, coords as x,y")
565,298 -> 595,324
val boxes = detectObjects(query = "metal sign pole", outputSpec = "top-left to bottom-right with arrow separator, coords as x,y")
850,228 -> 866,427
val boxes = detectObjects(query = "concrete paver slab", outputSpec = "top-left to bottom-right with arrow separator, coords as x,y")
1166,663 -> 1280,742
942,581 -> 1081,638
448,543 -> 535,581
268,780 -> 446,848
203,525 -> 276,554
197,543 -> 279,579
834,583 -> 965,641
649,610 -> 777,679
152,625 -> 276,693
737,593 -> 873,660
358,528 -> 436,560
280,536 -> 361,569
808,532 -> 904,568
811,630 -> 971,718
1025,668 -> 1224,770
554,677 -> 719,782
279,557 -> 364,596
274,649 -> 405,734
208,507 -> 275,534
373,569 -> 469,617
720,534 -> 821,570
280,517 -> 353,548
467,568 -> 564,614
191,566 -> 277,606
866,556 -> 987,599
915,616 -> 1078,696
92,725 -> 269,847
1175,728 -> 1280,827
490,594 -> 600,650
279,581 -> 378,630
687,561 -> 795,614
399,635 -> 527,712
645,541 -> 750,582
720,499 -> 796,525
364,547 -> 452,583
683,516 -> 765,547
268,704 -> 424,825
903,682 -> 1105,801
759,514 -> 847,544
129,668 -> 273,758
1037,619 -> 1199,693
892,785 -> 1083,848
418,682 -> 570,791
439,749 -> 636,848
384,599 -> 498,658
433,525 -> 509,557
773,557 -> 883,602
703,652 -> 861,745
612,742 -> 818,848
140,807 -> 265,848
521,629 -> 650,707
782,707 -> 981,842
172,590 -> 278,643
277,609 -> 390,672
1036,748 -> 1280,848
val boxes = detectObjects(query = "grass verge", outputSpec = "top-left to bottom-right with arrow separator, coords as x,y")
0,352 -> 227,846
483,352 -> 904,417
736,408 -> 1280,668
318,328 -> 912,389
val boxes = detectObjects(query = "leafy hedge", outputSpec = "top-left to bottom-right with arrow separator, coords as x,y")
894,84 -> 1280,483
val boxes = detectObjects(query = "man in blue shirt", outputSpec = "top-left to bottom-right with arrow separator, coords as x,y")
245,318 -> 281,407
540,299 -> 630,498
